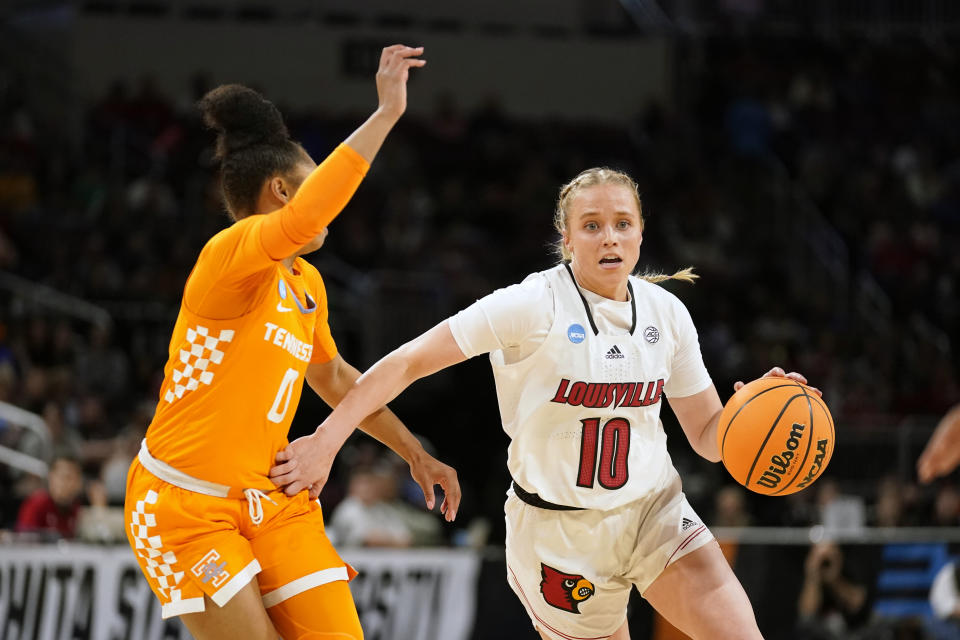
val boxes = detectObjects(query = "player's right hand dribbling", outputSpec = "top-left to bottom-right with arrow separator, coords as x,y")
376,45 -> 425,121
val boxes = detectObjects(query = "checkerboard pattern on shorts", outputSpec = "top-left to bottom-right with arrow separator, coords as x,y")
130,489 -> 185,604
164,325 -> 234,404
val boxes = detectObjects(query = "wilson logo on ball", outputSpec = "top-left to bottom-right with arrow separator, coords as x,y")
754,422 -> 805,489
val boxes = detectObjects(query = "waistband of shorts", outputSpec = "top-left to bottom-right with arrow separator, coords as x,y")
511,480 -> 585,511
138,439 -> 246,499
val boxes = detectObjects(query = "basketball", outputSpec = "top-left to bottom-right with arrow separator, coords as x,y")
718,377 -> 835,496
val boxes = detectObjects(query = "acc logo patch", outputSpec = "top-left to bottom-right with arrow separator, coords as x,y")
567,324 -> 586,344
540,563 -> 595,613
643,326 -> 660,344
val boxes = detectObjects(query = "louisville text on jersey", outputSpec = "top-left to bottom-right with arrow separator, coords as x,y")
263,322 -> 314,363
549,378 -> 665,408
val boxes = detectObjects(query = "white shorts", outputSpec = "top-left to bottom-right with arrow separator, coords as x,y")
504,472 -> 713,640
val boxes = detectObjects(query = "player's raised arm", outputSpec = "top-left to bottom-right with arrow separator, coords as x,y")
257,45 -> 426,257
189,45 -> 426,298
345,44 -> 425,162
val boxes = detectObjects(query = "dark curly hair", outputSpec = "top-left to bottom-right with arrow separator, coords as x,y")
198,84 -> 308,219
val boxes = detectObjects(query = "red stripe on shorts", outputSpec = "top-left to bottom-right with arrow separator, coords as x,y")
664,525 -> 707,569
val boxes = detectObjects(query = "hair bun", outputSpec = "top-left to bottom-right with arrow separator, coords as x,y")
198,84 -> 289,157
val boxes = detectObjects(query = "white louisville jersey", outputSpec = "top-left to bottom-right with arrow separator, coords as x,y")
487,264 -> 711,511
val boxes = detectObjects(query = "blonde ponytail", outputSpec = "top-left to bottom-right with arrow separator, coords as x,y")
637,267 -> 698,285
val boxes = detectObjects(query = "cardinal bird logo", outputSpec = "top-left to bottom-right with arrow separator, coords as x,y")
539,563 -> 595,613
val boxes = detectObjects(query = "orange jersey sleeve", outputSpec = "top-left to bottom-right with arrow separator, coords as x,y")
184,143 -> 369,319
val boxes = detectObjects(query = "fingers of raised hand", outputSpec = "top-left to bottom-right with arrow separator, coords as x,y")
394,45 -> 424,60
381,45 -> 424,66
379,44 -> 406,65
733,381 -> 745,392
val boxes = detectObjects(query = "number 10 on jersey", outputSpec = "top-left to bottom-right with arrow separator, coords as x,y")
577,417 -> 631,489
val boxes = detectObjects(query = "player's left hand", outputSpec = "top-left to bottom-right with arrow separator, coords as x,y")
734,366 -> 822,397
408,450 -> 461,522
269,428 -> 341,497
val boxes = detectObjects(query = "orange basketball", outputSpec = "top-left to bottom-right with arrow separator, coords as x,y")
717,377 -> 834,496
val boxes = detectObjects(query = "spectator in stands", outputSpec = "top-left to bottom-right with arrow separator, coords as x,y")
873,476 -> 905,527
796,542 -> 870,639
15,453 -> 85,538
932,484 -> 960,527
330,460 -> 442,548
817,478 -> 866,530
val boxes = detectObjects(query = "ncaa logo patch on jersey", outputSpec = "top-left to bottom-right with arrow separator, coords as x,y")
643,326 -> 660,344
567,324 -> 586,344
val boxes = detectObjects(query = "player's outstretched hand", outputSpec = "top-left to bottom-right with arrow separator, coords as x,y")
376,44 -> 425,121
733,366 -> 822,397
269,428 -> 341,497
409,450 -> 461,522
918,403 -> 960,483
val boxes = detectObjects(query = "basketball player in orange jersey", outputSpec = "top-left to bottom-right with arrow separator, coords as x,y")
918,403 -> 960,482
270,168 -> 820,640
123,45 -> 460,640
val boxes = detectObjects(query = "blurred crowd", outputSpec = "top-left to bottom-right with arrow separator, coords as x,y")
0,34 -> 958,554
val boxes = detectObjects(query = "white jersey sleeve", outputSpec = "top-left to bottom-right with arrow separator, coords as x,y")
661,294 -> 712,398
447,274 -> 554,363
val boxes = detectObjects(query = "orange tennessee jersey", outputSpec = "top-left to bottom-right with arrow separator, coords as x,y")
144,144 -> 367,490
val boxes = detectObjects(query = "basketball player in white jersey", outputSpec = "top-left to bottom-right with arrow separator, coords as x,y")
269,167 -> 819,639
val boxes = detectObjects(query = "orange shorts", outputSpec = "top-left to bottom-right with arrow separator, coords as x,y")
124,457 -> 358,632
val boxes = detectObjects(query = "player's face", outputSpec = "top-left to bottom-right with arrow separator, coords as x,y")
562,183 -> 642,301
287,160 -> 329,255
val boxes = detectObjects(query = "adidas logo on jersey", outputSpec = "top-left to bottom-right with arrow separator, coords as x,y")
682,517 -> 699,531
605,345 -> 625,359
